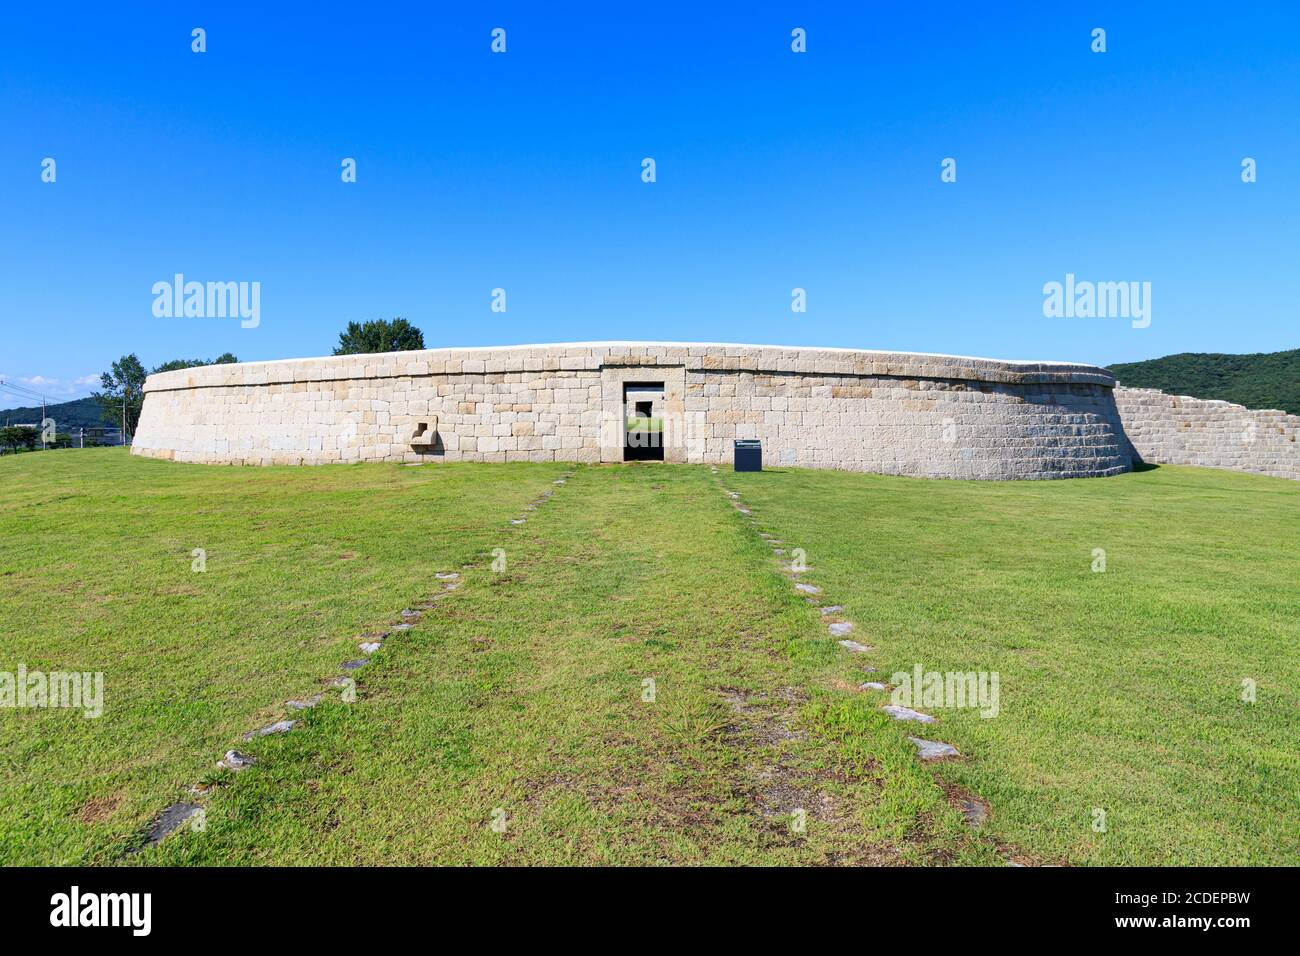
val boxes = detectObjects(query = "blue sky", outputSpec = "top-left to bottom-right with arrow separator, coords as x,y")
2,1 -> 1297,401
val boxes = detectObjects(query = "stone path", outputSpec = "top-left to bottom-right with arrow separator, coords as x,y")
130,472 -> 576,854
133,465 -> 1010,861
715,474 -> 988,839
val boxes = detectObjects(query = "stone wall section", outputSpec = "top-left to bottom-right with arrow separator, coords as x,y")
1114,386 -> 1300,480
132,343 -> 1140,479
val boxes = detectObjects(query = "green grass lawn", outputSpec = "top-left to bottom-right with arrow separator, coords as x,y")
729,464 -> 1300,865
625,417 -> 663,432
1,450 -> 1295,865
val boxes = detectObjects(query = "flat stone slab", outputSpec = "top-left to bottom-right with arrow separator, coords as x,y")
286,695 -> 322,710
435,572 -> 460,581
217,749 -> 256,771
819,605 -> 844,615
143,802 -> 202,847
359,641 -> 383,654
243,719 -> 297,741
960,798 -> 988,827
794,583 -> 821,595
838,639 -> 872,653
736,507 -> 751,515
442,582 -> 460,591
511,518 -> 526,525
400,609 -> 420,619
828,622 -> 854,636
909,737 -> 960,760
341,659 -> 369,671
773,548 -> 786,555
860,681 -> 888,691
882,704 -> 936,724
392,623 -> 413,631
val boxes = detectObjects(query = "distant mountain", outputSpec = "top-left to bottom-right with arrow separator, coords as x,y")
0,396 -> 106,431
1106,349 -> 1300,416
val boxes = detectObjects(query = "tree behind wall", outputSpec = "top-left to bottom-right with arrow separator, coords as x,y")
333,318 -> 425,355
92,353 -> 240,440
92,354 -> 148,438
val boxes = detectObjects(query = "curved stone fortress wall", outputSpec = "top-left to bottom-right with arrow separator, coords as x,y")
132,343 -> 1134,480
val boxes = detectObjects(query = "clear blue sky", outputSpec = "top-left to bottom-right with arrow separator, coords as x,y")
2,1 -> 1297,401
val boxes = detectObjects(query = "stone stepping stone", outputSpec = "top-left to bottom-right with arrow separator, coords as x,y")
341,659 -> 369,671
400,609 -> 420,619
442,582 -> 460,591
286,695 -> 322,710
960,798 -> 988,827
436,572 -> 460,581
828,622 -> 854,637
838,639 -> 872,653
736,507 -> 751,515
882,704 -> 936,724
217,749 -> 256,771
554,479 -> 566,484
358,641 -> 383,654
860,681 -> 888,691
819,605 -> 844,615
392,623 -> 413,631
323,675 -> 352,688
728,492 -> 740,499
908,737 -> 960,760
773,548 -> 786,555
794,583 -> 821,595
143,802 -> 203,847
243,719 -> 297,741
511,519 -> 526,525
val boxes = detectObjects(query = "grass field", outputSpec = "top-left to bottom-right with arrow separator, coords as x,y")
1,450 -> 1295,865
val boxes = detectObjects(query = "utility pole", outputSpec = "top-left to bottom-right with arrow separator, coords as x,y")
41,396 -> 46,450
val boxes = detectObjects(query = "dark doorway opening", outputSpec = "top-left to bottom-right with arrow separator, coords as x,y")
623,382 -> 664,461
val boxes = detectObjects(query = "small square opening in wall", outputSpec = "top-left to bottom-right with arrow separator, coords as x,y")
410,419 -> 437,446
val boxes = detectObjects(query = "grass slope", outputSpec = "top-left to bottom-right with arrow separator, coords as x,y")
1108,349 -> 1300,414
2,451 -> 1295,865
729,464 -> 1300,865
145,465 -> 985,865
0,449 -> 569,864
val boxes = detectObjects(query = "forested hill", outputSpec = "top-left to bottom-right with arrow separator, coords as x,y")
1106,349 -> 1300,415
0,396 -> 104,430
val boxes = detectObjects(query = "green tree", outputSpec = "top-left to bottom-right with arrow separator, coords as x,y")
0,426 -> 38,453
92,354 -> 148,438
152,353 -> 239,374
333,318 -> 425,356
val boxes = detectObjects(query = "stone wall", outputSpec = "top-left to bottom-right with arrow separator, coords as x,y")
132,342 -> 1134,479
1113,386 -> 1300,480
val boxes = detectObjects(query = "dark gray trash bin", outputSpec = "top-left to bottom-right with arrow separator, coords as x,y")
734,439 -> 762,472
